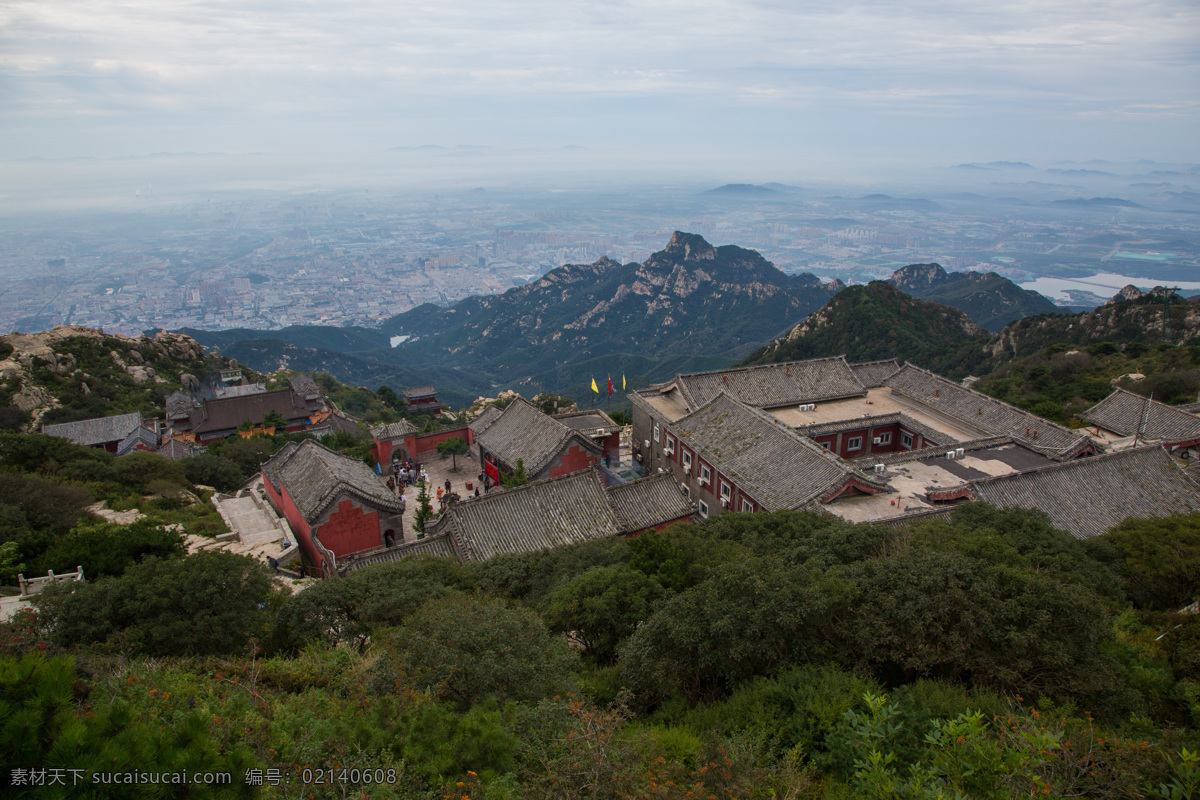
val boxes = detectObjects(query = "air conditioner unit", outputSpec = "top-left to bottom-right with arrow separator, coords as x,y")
635,454 -> 643,462
873,463 -> 885,473
720,497 -> 729,507
955,448 -> 965,457
872,437 -> 882,444
657,467 -> 664,473
698,477 -> 709,486
683,465 -> 691,475
644,440 -> 650,448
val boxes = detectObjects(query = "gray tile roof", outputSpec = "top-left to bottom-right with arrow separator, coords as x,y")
474,397 -> 600,475
963,446 -> 1200,539
430,469 -> 620,561
672,356 -> 867,410
468,404 -> 504,436
261,439 -> 404,523
190,389 -> 312,436
369,419 -> 419,441
884,364 -> 1090,459
116,425 -> 159,456
165,390 -> 196,420
849,359 -> 902,388
156,438 -> 197,461
670,393 -> 888,512
607,473 -> 696,533
1179,402 -> 1200,416
1083,389 -> 1200,442
403,384 -> 437,399
289,374 -> 321,400
43,412 -> 143,447
214,382 -> 267,399
338,534 -> 458,574
554,409 -> 622,435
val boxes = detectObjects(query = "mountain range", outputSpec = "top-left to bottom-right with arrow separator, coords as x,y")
176,232 -> 1097,403
888,262 -> 1061,331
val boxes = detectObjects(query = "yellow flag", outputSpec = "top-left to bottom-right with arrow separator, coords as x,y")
591,378 -> 599,393
622,374 -> 626,390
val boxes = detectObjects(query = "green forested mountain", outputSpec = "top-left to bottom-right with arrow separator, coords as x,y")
889,262 -> 1061,331
742,282 -> 993,378
989,291 -> 1200,360
378,232 -> 841,397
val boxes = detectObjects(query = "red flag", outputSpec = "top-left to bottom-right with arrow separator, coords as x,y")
608,376 -> 613,395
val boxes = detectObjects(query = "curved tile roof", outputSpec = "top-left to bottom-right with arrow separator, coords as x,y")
671,393 -> 888,512
262,440 -> 403,523
473,397 -> 599,474
673,356 -> 866,410
965,446 -> 1200,539
884,364 -> 1088,458
434,469 -> 620,561
1083,388 -> 1200,442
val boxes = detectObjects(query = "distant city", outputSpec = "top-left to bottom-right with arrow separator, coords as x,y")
2,164 -> 1197,337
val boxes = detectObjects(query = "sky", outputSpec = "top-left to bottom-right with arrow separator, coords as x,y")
1,0 -> 1197,176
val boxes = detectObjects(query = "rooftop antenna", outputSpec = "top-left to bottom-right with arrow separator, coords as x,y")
1133,392 -> 1153,448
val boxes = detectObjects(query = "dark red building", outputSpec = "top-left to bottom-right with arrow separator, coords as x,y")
260,440 -> 406,577
469,397 -> 603,485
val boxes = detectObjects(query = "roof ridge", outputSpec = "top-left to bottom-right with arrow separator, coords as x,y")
452,464 -> 603,507
890,363 -> 1082,437
737,398 -> 887,487
965,444 -> 1174,488
675,354 -> 853,380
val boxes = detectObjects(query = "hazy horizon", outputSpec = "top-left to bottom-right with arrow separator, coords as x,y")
2,0 -> 1196,198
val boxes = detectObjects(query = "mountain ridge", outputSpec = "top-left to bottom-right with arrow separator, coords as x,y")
889,262 -> 1061,331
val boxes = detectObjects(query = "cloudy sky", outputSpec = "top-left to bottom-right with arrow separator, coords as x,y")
1,0 -> 1196,171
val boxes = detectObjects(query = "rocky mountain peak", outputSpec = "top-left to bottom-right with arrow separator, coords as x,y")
890,263 -> 948,293
1111,285 -> 1144,303
661,231 -> 717,262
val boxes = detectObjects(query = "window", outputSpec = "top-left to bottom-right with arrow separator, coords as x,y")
681,483 -> 692,500
699,464 -> 711,485
847,436 -> 863,451
720,481 -> 732,501
820,441 -> 831,450
653,423 -> 660,441
698,500 -> 709,518
741,498 -> 754,512
901,432 -> 914,449
682,451 -> 692,469
664,435 -> 675,454
878,431 -> 892,446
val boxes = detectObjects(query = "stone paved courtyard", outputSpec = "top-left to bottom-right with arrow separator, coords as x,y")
379,441 -> 484,543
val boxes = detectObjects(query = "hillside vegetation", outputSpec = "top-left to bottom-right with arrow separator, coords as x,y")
4,503 -> 1200,798
742,282 -> 993,378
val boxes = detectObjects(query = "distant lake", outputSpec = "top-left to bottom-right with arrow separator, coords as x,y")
1019,272 -> 1200,303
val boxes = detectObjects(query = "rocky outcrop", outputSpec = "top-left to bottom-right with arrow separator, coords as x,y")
0,325 -> 210,427
890,263 -> 949,294
1111,285 -> 1144,303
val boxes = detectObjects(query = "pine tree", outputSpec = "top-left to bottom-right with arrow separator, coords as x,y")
414,478 -> 433,534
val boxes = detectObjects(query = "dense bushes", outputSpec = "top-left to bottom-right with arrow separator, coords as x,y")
7,502 -> 1200,797
35,550 -> 274,656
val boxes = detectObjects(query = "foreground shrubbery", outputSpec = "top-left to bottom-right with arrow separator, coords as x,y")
4,506 -> 1200,798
